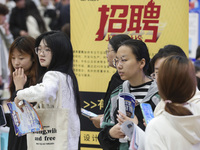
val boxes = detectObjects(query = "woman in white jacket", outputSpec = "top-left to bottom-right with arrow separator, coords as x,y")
145,55 -> 200,150
25,0 -> 49,38
14,31 -> 81,150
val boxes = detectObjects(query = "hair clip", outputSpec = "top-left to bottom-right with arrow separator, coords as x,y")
165,100 -> 172,104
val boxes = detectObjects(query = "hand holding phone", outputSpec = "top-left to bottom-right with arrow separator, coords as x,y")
140,103 -> 154,125
81,108 -> 98,118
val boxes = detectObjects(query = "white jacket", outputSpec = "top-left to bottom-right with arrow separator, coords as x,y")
145,102 -> 200,150
26,16 -> 50,39
17,71 -> 80,150
0,26 -> 13,82
154,88 -> 200,117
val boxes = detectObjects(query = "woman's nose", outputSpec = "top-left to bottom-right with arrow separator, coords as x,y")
14,59 -> 20,66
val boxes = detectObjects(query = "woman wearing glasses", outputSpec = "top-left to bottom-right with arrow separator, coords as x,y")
14,31 -> 81,150
90,34 -> 131,128
98,39 -> 160,150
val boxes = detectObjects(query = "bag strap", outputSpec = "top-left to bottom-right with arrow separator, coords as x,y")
35,72 -> 66,109
53,72 -> 64,109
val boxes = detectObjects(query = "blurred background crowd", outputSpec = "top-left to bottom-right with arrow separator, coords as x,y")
0,0 -> 70,99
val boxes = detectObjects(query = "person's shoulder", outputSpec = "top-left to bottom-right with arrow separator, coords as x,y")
27,15 -> 36,21
112,72 -> 121,79
189,89 -> 200,104
149,79 -> 157,87
147,113 -> 167,130
110,72 -> 123,84
111,85 -> 121,95
37,5 -> 44,10
42,71 -> 65,83
188,102 -> 200,115
109,84 -> 123,99
154,100 -> 165,116
43,71 -> 62,79
11,7 -> 17,13
44,71 -> 65,76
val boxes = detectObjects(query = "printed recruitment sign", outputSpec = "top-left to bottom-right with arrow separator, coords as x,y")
71,0 -> 188,92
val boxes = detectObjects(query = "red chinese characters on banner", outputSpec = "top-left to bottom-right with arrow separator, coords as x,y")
127,5 -> 143,33
108,5 -> 129,33
95,0 -> 161,43
143,0 -> 161,42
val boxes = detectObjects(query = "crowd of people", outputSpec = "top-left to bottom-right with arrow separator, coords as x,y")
0,1 -> 200,150
0,0 -> 70,98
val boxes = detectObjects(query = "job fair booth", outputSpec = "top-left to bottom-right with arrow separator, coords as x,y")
0,0 -> 191,150
70,0 -> 188,149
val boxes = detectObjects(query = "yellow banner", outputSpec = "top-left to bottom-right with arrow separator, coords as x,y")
71,0 -> 189,92
80,131 -> 100,145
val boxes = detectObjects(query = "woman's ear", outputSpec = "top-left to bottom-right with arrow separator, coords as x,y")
140,58 -> 146,69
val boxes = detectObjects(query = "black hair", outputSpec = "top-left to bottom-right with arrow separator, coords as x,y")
25,0 -> 47,34
120,39 -> 150,73
0,3 -> 9,15
13,0 -> 21,2
35,31 -> 81,116
196,46 -> 200,60
149,44 -> 187,74
109,34 -> 131,52
194,60 -> 200,72
161,45 -> 186,57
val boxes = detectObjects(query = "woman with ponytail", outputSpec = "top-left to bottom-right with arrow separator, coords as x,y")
145,55 -> 200,150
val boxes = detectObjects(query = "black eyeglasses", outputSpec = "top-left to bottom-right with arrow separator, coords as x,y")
35,47 -> 51,55
113,58 -> 126,67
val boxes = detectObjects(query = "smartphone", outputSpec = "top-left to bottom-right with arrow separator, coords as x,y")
81,108 -> 98,118
140,103 -> 154,125
0,105 -> 7,126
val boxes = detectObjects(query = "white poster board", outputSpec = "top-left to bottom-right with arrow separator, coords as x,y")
189,12 -> 199,59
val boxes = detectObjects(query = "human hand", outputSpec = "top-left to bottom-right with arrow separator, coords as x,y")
117,110 -> 138,125
90,114 -> 103,128
19,30 -> 28,36
13,68 -> 27,90
143,118 -> 147,127
14,97 -> 24,112
3,22 -> 10,35
109,123 -> 125,139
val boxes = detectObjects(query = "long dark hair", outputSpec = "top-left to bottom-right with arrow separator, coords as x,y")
8,36 -> 38,101
35,31 -> 81,116
25,0 -> 47,33
158,55 -> 196,116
